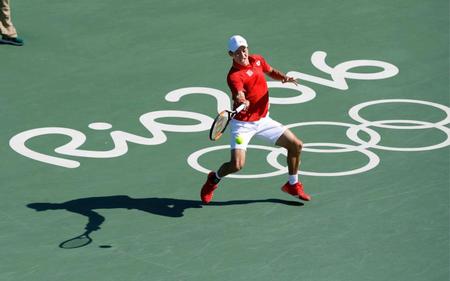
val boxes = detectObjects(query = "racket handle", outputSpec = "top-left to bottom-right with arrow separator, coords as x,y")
235,103 -> 246,113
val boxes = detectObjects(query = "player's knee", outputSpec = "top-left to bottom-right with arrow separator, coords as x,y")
297,139 -> 303,151
289,139 -> 303,154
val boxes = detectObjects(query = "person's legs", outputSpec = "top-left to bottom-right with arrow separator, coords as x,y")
275,129 -> 311,201
217,148 -> 246,177
253,116 -> 304,185
0,0 -> 18,38
201,116 -> 311,204
275,128 -> 303,176
0,0 -> 23,46
200,119 -> 256,204
200,149 -> 246,204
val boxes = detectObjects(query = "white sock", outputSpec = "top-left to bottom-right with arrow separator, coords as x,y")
215,172 -> 221,180
288,174 -> 298,185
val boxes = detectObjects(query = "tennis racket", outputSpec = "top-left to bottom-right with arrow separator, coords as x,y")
59,230 -> 93,249
209,103 -> 246,141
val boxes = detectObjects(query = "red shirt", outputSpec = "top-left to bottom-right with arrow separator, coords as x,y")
227,54 -> 272,122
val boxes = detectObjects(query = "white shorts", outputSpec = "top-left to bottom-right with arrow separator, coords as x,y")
230,114 -> 286,150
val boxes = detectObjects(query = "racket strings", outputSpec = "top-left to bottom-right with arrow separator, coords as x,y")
210,113 -> 229,140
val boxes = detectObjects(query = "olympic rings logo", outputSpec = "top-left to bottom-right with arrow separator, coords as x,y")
188,99 -> 450,177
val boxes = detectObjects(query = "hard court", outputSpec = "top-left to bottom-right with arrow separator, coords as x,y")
0,0 -> 448,280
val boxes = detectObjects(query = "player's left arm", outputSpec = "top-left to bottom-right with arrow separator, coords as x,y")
266,66 -> 298,85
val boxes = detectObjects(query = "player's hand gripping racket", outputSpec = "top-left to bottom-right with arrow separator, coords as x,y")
209,103 -> 246,141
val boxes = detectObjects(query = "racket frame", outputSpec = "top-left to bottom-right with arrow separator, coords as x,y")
59,231 -> 93,249
209,104 -> 246,141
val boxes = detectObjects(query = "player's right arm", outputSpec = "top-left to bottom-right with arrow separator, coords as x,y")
228,74 -> 250,110
233,90 -> 250,110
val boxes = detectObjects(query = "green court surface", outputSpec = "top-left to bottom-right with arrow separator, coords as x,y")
1,0 -> 449,280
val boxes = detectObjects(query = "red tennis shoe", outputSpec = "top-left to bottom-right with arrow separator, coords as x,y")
281,181 -> 311,201
201,172 -> 219,204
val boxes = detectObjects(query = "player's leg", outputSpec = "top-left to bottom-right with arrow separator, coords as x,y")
252,116 -> 303,178
200,149 -> 246,204
275,129 -> 311,201
275,129 -> 302,175
253,116 -> 310,201
217,148 -> 246,177
200,119 -> 254,204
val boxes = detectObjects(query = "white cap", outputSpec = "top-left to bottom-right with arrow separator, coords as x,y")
228,35 -> 248,52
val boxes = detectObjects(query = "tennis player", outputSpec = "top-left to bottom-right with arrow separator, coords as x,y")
201,35 -> 311,204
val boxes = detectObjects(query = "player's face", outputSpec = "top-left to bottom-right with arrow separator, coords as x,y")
230,46 -> 249,66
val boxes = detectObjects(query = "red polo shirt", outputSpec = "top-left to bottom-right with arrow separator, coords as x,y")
227,54 -> 272,122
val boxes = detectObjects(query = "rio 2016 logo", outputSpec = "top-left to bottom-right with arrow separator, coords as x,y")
9,51 -> 450,177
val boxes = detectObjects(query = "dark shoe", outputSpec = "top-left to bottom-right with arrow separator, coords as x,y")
1,35 -> 24,46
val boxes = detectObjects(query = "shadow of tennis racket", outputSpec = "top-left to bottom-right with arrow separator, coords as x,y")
59,230 -> 93,249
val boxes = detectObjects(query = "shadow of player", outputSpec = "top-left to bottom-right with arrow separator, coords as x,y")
27,195 -> 302,248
